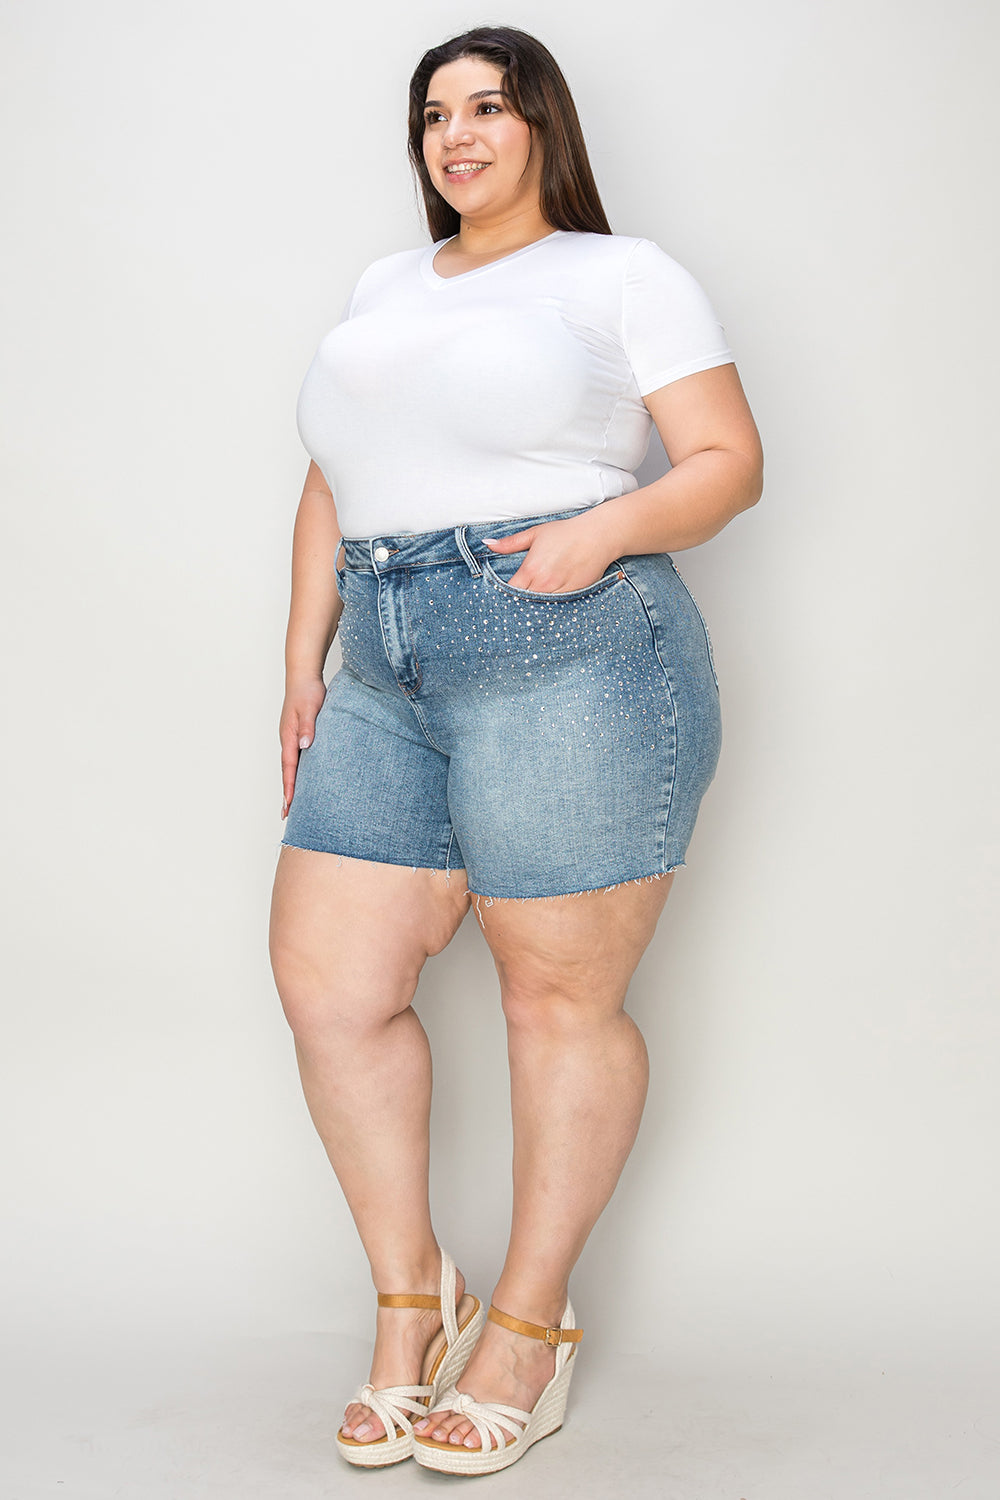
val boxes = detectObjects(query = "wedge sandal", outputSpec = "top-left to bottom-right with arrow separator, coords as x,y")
336,1247 -> 483,1468
412,1298 -> 583,1475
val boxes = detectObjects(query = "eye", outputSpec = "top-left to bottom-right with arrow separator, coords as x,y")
423,108 -> 445,125
477,101 -> 501,114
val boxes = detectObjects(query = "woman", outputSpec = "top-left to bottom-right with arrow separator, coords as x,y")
269,24 -> 762,1477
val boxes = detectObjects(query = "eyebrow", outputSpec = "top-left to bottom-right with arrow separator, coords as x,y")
423,89 -> 504,107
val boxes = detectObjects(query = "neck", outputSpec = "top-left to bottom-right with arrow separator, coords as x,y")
453,205 -> 553,260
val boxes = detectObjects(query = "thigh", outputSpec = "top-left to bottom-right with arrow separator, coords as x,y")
269,848 -> 470,1036
475,876 -> 673,1014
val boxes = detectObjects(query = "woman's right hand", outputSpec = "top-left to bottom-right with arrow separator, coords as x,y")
280,675 -> 328,818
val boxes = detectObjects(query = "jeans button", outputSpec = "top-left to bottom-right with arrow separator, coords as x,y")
373,546 -> 390,562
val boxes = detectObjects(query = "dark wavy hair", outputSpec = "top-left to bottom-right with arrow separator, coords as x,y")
407,26 -> 612,242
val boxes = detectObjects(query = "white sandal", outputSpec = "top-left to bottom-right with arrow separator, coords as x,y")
412,1299 -> 583,1475
335,1248 -> 483,1468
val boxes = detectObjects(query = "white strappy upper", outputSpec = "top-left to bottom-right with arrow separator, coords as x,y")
413,1298 -> 583,1475
336,1248 -> 483,1468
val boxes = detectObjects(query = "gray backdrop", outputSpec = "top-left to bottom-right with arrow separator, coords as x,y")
2,1 -> 997,1495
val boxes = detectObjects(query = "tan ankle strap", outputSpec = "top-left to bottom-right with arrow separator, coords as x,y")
377,1293 -> 442,1310
488,1304 -> 583,1346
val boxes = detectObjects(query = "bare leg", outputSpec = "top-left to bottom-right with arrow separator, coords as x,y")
416,876 -> 672,1448
269,847 -> 470,1440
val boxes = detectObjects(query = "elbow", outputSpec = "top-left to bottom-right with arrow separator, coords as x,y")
740,440 -> 764,512
709,436 -> 764,517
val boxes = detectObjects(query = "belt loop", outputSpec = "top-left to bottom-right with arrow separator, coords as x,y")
455,526 -> 482,577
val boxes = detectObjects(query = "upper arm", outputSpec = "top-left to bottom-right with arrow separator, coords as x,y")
301,459 -> 334,499
643,363 -> 764,483
296,460 -> 343,563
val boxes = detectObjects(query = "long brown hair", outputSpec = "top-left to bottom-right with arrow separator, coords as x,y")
407,26 -> 612,242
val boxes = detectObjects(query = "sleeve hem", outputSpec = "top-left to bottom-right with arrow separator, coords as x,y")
638,351 -> 736,398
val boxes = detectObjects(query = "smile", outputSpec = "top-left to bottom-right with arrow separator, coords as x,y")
444,162 -> 490,175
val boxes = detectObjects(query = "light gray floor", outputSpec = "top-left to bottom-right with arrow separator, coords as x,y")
5,1328 -> 998,1499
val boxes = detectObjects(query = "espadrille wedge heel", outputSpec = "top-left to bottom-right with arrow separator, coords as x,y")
336,1248 -> 483,1468
412,1299 -> 583,1475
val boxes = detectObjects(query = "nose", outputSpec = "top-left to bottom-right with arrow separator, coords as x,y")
442,114 -> 474,149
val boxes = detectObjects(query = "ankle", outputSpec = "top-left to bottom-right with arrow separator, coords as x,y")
369,1241 -> 444,1295
490,1280 -> 568,1329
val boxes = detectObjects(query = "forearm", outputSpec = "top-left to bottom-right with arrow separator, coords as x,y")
285,485 -> 344,682
584,445 -> 763,561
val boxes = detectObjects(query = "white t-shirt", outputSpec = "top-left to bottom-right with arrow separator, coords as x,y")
296,229 -> 734,537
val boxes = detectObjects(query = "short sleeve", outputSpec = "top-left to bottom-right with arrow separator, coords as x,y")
621,239 -> 734,397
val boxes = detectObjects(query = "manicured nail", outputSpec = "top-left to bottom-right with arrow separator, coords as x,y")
413,1418 -> 428,1432
353,1422 -> 371,1440
299,735 -> 310,749
483,538 -> 498,546
464,1435 -> 479,1448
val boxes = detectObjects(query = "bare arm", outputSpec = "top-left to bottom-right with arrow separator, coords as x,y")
280,461 -> 343,817
286,460 -> 344,677
485,363 -> 764,589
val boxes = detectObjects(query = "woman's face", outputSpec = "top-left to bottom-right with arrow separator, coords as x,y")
421,56 -> 542,224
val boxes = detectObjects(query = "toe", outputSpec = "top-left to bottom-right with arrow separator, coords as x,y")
342,1402 -> 385,1442
425,1409 -> 461,1443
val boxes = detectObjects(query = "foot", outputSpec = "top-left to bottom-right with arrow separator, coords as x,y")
340,1265 -> 467,1443
413,1307 -> 557,1450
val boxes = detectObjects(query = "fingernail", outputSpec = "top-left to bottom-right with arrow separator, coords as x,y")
299,736 -> 311,749
483,538 -> 498,546
353,1422 -> 371,1440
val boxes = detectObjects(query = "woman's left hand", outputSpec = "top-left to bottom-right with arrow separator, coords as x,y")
484,512 -> 618,593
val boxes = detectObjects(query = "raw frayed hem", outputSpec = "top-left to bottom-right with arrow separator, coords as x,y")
469,866 -> 683,930
278,840 -> 462,883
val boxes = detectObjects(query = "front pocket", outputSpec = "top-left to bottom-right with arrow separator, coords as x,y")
482,555 -> 625,602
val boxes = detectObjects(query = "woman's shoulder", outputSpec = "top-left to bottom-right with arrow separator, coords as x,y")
557,230 -> 681,267
564,233 -> 719,307
556,230 -> 649,251
551,232 -> 701,289
330,244 -> 426,320
352,243 -> 425,288
367,243 -> 427,269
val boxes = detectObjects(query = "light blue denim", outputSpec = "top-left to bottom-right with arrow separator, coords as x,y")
282,507 -> 722,899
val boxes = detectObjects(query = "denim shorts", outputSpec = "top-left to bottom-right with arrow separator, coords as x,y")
281,507 -> 722,899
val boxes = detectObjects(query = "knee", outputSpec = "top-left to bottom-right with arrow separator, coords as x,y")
498,968 -> 624,1038
268,939 -> 322,1040
269,935 -> 418,1045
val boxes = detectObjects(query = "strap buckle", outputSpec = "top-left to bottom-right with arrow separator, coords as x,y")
543,1326 -> 564,1347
